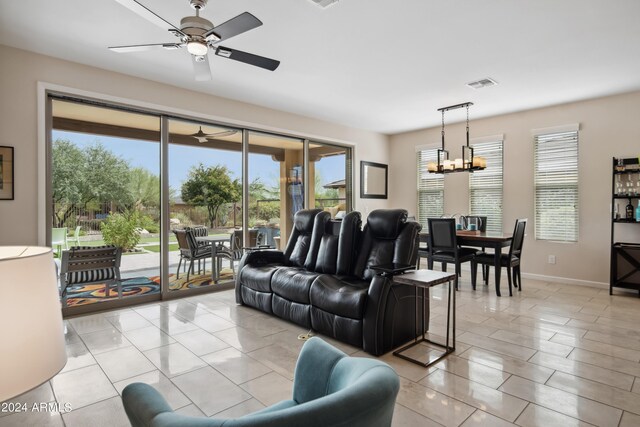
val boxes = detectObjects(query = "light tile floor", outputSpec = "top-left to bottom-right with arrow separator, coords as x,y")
2,277 -> 640,427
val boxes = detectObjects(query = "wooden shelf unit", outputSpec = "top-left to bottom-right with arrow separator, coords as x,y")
610,157 -> 640,296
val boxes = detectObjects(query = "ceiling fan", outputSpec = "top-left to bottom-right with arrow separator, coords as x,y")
109,0 -> 280,81
190,126 -> 238,142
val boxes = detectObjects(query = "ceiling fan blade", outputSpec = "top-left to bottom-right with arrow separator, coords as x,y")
114,0 -> 185,36
109,43 -> 182,53
204,12 -> 262,43
215,46 -> 280,71
206,130 -> 238,138
192,55 -> 212,81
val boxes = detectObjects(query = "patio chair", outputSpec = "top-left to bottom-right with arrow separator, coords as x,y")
173,229 -> 211,282
216,229 -> 259,279
59,245 -> 122,307
51,227 -> 68,257
69,226 -> 82,247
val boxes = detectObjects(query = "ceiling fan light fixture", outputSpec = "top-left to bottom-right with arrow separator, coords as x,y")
187,40 -> 208,56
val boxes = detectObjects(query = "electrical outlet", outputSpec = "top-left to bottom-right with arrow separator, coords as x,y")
548,255 -> 556,264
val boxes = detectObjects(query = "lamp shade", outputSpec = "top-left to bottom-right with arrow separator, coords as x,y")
0,246 -> 67,401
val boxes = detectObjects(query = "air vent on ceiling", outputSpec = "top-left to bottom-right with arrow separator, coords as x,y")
467,78 -> 498,89
309,0 -> 340,8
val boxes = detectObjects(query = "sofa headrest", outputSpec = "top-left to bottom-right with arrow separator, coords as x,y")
366,209 -> 408,240
294,209 -> 323,233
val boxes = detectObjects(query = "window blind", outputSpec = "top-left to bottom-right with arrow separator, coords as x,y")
469,141 -> 503,233
534,130 -> 579,242
417,148 -> 444,227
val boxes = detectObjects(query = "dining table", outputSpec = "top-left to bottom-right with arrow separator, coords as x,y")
195,234 -> 231,283
419,231 -> 513,296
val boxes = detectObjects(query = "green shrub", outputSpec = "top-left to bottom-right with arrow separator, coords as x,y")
100,211 -> 140,251
136,213 -> 160,234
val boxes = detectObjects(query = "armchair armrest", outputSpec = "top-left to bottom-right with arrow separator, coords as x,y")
292,337 -> 346,404
122,383 -> 224,427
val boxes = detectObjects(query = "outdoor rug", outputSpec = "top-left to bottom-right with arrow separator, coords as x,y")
168,268 -> 234,291
65,276 -> 160,306
64,269 -> 235,306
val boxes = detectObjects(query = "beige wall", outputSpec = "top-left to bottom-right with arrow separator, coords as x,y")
390,91 -> 640,285
0,45 -> 390,245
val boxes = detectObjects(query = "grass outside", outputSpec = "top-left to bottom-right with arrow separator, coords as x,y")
69,232 -> 229,254
145,244 -> 179,252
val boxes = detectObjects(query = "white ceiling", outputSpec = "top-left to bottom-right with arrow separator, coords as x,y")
1,0 -> 640,134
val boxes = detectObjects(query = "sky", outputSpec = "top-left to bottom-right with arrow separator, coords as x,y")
52,130 -> 345,193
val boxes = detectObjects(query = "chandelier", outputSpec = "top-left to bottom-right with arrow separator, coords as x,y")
427,102 -> 486,174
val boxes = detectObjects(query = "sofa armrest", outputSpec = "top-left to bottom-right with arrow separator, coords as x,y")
240,249 -> 285,266
235,250 -> 286,304
362,275 -> 393,356
362,276 -> 424,356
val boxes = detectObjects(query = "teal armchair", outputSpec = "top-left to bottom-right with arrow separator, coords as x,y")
122,337 -> 400,427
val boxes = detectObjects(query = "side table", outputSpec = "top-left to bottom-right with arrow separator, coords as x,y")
392,269 -> 456,368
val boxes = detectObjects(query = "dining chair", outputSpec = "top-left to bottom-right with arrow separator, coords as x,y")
51,227 -> 68,257
461,215 -> 488,279
426,218 -> 477,290
471,218 -> 527,296
416,229 -> 429,269
173,229 -> 211,282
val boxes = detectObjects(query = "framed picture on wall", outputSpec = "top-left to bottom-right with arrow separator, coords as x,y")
0,146 -> 14,200
360,161 -> 388,199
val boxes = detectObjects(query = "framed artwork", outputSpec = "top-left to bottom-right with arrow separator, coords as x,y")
0,146 -> 14,200
360,161 -> 388,199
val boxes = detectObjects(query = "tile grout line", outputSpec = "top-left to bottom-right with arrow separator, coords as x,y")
512,401 -> 531,426
394,401 -> 445,426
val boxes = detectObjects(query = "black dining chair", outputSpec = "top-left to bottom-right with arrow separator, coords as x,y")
461,215 -> 488,279
471,218 -> 527,296
426,218 -> 478,290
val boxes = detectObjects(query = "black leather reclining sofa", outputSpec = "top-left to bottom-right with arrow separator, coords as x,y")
235,208 -> 422,356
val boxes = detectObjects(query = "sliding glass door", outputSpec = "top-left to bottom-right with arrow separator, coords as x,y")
51,98 -> 161,309
248,132 -> 304,249
166,118 -> 242,293
48,94 -> 353,314
309,141 -> 352,218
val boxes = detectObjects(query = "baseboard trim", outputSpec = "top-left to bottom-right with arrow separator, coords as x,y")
421,261 -> 609,290
520,272 -> 608,289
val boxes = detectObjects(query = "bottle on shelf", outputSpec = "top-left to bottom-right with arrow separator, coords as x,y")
636,204 -> 640,222
626,200 -> 634,220
614,202 -> 620,220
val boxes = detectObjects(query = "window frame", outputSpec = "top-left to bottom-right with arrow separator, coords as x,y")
416,146 -> 444,228
469,139 -> 504,234
533,126 -> 579,242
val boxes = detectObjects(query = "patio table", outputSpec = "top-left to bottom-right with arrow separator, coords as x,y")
196,234 -> 231,283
